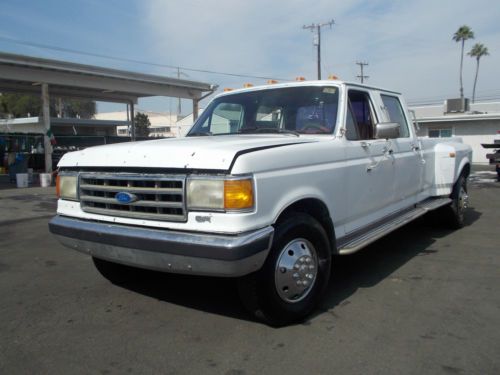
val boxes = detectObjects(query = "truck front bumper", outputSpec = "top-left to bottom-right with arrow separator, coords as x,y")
49,215 -> 274,277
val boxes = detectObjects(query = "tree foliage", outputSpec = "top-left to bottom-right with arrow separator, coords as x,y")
134,112 -> 151,137
468,43 -> 490,103
0,93 -> 41,118
59,98 -> 96,118
0,93 -> 96,119
453,25 -> 475,100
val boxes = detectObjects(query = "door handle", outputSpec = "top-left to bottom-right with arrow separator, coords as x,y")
382,146 -> 394,156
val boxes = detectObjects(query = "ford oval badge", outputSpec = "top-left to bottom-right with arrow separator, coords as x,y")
115,192 -> 138,204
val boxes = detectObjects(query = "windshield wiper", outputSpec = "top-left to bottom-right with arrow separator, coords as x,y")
187,131 -> 212,137
239,127 -> 300,137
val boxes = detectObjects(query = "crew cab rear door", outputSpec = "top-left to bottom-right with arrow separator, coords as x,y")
376,93 -> 424,206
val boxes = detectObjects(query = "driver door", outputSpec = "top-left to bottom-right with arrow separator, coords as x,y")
343,89 -> 396,233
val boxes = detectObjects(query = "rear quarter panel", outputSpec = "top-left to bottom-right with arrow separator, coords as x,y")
419,137 -> 472,196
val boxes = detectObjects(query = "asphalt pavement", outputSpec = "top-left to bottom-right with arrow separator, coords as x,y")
0,171 -> 499,374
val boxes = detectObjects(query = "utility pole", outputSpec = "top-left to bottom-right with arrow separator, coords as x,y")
176,67 -> 189,119
303,20 -> 334,80
356,61 -> 369,83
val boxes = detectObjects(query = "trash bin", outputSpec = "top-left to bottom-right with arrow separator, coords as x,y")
8,154 -> 29,183
16,173 -> 29,188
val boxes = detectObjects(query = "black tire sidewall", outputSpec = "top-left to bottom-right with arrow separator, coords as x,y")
257,213 -> 332,324
450,175 -> 466,227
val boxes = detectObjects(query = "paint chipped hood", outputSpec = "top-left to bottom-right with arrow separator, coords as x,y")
57,135 -> 315,171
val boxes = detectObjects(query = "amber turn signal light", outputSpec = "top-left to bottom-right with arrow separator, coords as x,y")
224,179 -> 254,210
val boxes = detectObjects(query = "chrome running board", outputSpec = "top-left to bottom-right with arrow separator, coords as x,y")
338,198 -> 451,255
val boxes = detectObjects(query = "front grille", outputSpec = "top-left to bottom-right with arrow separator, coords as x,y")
79,173 -> 186,222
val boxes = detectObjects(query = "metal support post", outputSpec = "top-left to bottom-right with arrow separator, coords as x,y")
317,25 -> 321,80
193,99 -> 199,122
130,101 -> 136,141
41,83 -> 52,173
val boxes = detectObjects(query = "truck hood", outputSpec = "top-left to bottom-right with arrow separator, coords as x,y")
58,135 -> 316,171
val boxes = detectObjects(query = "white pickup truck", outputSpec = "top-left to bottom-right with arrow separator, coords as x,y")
49,80 -> 472,326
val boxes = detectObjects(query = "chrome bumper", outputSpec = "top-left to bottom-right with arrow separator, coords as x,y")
49,215 -> 274,277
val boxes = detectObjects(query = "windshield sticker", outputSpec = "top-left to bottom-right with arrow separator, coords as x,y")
323,87 -> 337,94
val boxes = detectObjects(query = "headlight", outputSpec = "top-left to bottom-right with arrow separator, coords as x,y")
186,179 -> 224,210
56,175 -> 78,201
187,177 -> 254,212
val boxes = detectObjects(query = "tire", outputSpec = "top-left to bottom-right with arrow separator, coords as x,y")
238,213 -> 332,326
439,174 -> 469,229
92,257 -> 139,285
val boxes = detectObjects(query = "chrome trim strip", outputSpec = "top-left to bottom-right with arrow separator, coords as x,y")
76,207 -> 186,222
337,198 -> 452,255
79,195 -> 184,208
79,184 -> 183,194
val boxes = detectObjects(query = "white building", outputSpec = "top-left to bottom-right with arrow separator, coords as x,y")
95,110 -> 179,138
95,108 -> 205,138
410,101 -> 500,164
173,108 -> 204,137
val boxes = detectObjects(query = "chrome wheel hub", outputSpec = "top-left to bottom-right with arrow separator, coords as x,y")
275,238 -> 318,303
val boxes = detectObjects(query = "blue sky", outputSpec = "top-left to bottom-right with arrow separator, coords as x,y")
1,0 -> 499,114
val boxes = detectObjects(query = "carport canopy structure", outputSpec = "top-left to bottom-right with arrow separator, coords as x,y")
0,52 -> 216,172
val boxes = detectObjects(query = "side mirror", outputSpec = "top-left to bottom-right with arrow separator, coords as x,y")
375,122 -> 400,139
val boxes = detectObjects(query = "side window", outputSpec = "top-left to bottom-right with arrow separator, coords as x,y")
381,95 -> 410,138
347,90 -> 376,140
199,103 -> 243,134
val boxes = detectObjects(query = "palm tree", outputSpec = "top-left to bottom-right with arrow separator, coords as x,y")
468,43 -> 489,103
453,25 -> 475,100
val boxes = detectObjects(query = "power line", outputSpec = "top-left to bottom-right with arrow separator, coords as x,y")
355,61 -> 369,83
0,35 -> 291,81
303,20 -> 334,80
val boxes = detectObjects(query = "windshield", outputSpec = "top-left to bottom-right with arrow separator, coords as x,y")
188,86 -> 339,136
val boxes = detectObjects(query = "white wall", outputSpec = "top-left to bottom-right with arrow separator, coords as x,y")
96,110 -> 178,137
418,120 -> 500,164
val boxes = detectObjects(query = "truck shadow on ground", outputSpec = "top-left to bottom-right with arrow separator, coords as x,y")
316,208 -> 481,319
116,208 -> 481,325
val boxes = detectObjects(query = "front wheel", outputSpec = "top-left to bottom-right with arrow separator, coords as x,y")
238,213 -> 332,326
